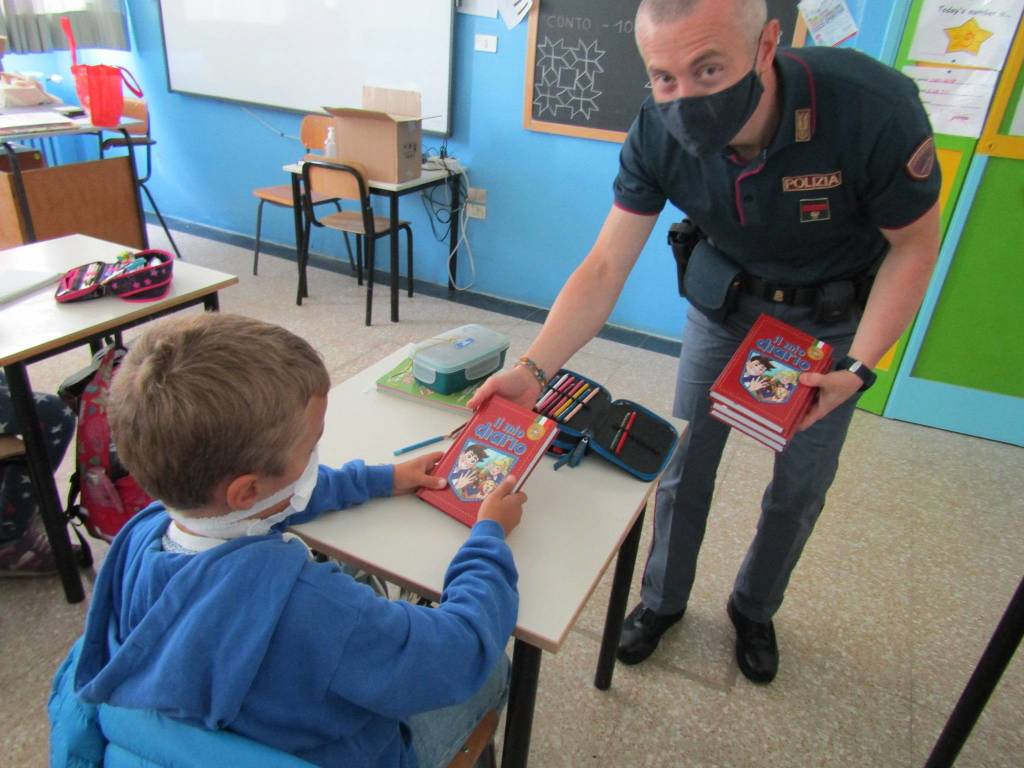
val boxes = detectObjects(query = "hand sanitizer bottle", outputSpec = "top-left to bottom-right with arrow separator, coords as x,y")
324,126 -> 337,159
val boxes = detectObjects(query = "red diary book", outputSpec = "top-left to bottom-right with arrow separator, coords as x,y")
417,395 -> 559,527
709,313 -> 833,450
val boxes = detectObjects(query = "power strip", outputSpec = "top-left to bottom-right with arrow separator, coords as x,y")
422,156 -> 462,172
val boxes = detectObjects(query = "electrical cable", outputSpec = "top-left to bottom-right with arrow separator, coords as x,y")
242,106 -> 301,142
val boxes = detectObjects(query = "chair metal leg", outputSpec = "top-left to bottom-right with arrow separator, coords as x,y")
140,183 -> 183,260
356,236 -> 364,286
402,223 -> 414,298
365,237 -> 375,326
298,218 -> 313,306
253,199 -> 266,276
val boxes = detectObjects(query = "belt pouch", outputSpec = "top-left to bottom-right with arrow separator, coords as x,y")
682,240 -> 741,323
813,280 -> 855,324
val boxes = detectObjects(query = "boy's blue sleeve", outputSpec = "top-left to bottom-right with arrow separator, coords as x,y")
285,462 -> 394,525
310,519 -> 518,719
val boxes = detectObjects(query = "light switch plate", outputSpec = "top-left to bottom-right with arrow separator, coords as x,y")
474,34 -> 498,53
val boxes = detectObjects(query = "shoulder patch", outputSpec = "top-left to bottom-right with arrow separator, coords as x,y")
906,137 -> 936,181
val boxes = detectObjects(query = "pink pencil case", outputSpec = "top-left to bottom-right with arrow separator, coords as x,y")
55,249 -> 174,303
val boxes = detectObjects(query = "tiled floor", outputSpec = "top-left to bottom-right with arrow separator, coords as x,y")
2,228 -> 1022,767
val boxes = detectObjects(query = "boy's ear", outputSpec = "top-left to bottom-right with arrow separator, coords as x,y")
224,474 -> 262,512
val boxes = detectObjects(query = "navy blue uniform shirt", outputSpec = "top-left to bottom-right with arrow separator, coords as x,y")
614,47 -> 942,285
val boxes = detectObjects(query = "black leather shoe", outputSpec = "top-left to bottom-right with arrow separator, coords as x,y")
616,603 -> 686,665
727,597 -> 778,684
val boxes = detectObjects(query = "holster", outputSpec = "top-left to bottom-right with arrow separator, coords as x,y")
682,240 -> 742,323
668,219 -> 703,298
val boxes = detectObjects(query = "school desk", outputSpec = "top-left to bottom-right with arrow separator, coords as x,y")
0,234 -> 237,602
290,345 -> 685,768
283,163 -> 460,322
0,108 -> 148,251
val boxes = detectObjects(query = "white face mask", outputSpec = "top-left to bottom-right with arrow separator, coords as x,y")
168,448 -> 320,539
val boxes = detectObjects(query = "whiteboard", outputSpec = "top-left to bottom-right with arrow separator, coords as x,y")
157,0 -> 455,135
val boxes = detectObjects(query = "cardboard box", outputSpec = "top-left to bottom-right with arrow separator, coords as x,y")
325,87 -> 422,184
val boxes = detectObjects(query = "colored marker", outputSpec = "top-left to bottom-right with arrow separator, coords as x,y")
615,411 -> 637,454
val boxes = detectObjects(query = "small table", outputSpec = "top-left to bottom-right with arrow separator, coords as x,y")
291,346 -> 684,767
283,163 -> 460,322
0,234 -> 238,602
0,111 -> 147,249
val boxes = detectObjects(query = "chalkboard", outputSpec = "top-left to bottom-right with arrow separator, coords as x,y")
523,0 -> 807,143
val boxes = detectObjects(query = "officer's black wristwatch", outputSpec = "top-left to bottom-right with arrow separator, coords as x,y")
834,356 -> 876,392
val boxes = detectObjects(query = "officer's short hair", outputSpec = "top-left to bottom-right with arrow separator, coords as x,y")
637,0 -> 767,43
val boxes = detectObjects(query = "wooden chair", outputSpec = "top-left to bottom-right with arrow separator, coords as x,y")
446,709 -> 498,768
298,159 -> 413,326
98,98 -> 183,260
252,115 -> 353,276
0,434 -> 26,464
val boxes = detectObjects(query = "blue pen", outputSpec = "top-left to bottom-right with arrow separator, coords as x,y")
392,433 -> 446,456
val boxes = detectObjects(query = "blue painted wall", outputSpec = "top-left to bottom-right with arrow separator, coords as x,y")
5,0 -> 909,339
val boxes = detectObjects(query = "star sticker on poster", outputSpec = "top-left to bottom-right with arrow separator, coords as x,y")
944,17 -> 994,56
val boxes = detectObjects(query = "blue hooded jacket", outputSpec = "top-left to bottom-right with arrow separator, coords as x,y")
69,460 -> 519,767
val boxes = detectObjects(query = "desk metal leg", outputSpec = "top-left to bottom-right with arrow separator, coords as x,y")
447,173 -> 459,294
389,194 -> 399,322
203,292 -> 220,312
595,507 -> 645,690
120,128 -> 150,249
291,174 -> 308,299
3,363 -> 84,603
3,141 -> 35,242
502,639 -> 542,768
925,574 -> 1024,768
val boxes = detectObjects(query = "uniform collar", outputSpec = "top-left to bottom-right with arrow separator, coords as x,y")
767,48 -> 817,154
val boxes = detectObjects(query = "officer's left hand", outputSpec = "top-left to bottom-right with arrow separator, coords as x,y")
795,371 -> 862,432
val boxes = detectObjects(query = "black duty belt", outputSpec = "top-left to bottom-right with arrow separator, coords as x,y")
740,274 -> 819,306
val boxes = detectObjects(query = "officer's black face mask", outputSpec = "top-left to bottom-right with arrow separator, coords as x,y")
654,36 -> 766,159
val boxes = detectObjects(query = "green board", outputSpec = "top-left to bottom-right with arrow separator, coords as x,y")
911,157 -> 1023,397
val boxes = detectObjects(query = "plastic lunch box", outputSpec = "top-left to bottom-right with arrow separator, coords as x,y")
411,324 -> 511,394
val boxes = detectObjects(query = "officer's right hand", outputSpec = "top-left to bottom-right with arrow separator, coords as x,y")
467,366 -> 542,411
477,475 -> 526,537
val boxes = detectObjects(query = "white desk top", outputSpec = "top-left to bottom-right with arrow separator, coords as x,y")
0,235 -> 238,366
292,346 -> 683,653
281,163 -> 451,193
0,112 -> 141,143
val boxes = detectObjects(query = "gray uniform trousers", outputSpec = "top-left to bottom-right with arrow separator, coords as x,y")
640,293 -> 862,624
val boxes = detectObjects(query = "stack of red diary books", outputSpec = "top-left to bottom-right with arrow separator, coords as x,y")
709,314 -> 833,452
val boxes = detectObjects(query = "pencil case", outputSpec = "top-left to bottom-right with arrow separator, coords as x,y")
55,249 -> 174,304
533,368 -> 678,481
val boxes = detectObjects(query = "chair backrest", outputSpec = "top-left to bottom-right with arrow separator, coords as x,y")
303,158 -> 369,204
300,114 -> 333,153
120,97 -> 149,137
0,434 -> 26,462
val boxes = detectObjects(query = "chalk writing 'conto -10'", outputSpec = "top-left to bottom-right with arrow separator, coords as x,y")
545,16 -> 635,34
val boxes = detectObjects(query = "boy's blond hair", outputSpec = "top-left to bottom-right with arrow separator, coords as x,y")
108,312 -> 330,512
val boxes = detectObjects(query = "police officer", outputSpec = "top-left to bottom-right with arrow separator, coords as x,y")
469,0 -> 940,683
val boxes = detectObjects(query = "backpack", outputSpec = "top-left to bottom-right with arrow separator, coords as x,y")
59,344 -> 153,542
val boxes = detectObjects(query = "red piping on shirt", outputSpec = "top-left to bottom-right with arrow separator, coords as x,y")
734,162 -> 765,226
613,201 -> 662,216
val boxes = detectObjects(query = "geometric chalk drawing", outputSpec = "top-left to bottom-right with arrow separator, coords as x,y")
534,36 -> 606,120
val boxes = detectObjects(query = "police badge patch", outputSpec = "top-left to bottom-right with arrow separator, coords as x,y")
799,198 -> 830,223
906,137 -> 936,181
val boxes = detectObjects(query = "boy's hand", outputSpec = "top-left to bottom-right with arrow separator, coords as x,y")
393,451 -> 446,494
477,475 -> 526,537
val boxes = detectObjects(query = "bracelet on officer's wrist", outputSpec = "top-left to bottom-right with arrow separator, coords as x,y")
514,356 -> 548,391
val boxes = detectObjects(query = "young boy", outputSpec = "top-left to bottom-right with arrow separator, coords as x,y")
50,313 -> 525,767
